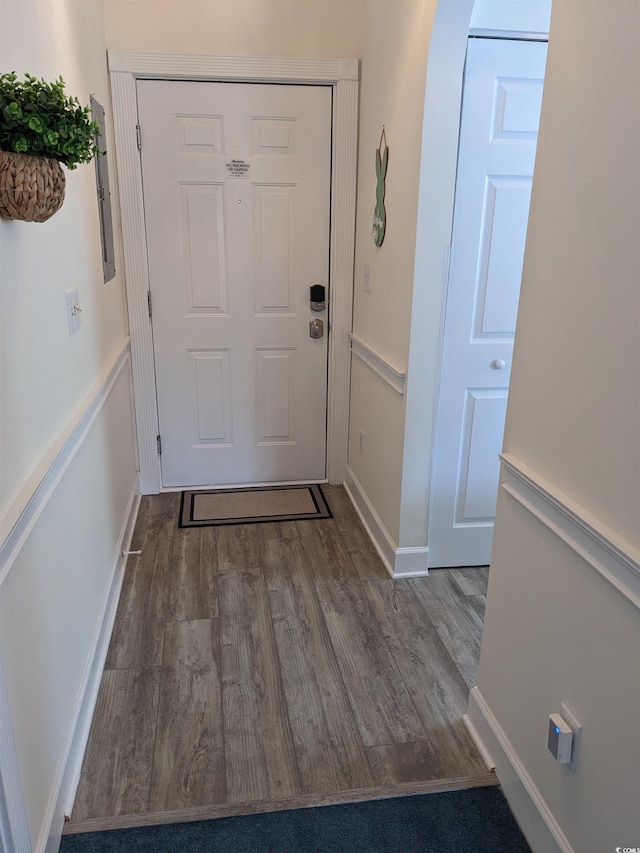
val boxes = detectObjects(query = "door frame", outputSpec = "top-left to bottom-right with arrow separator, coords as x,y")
108,51 -> 359,493
395,0 -> 550,567
426,35 -> 548,567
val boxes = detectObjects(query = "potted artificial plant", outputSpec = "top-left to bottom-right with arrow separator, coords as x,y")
0,72 -> 100,222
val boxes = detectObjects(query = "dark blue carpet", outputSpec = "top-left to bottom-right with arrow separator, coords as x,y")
60,786 -> 531,852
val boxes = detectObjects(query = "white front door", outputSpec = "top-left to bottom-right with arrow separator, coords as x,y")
428,37 -> 547,567
137,80 -> 332,487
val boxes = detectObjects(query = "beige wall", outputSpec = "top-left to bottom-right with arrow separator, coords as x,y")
503,0 -> 640,549
474,1 -> 640,848
1,0 -> 129,517
104,0 -> 365,57
347,0 -> 435,544
470,0 -> 550,32
352,0 -> 435,368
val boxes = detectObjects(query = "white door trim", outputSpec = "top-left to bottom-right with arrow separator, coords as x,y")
108,51 -> 359,493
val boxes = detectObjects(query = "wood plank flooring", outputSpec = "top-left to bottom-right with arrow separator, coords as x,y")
67,486 -> 493,834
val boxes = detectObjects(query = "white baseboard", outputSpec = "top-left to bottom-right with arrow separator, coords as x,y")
392,546 -> 430,578
462,712 -> 495,771
344,466 -> 429,579
42,486 -> 141,853
467,686 -> 573,853
344,466 -> 395,576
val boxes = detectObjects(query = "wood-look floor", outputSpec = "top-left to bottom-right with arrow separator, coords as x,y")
66,486 -> 493,834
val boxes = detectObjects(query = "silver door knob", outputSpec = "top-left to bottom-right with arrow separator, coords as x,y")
309,318 -> 324,339
491,359 -> 506,370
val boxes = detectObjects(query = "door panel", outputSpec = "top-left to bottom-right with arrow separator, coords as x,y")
180,184 -> 227,313
475,177 -> 532,337
190,350 -> 231,443
137,81 -> 332,487
255,348 -> 295,443
429,38 -> 547,567
253,185 -> 295,312
455,389 -> 508,523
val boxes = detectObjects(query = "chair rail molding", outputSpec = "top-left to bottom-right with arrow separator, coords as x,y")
500,453 -> 640,609
349,333 -> 407,395
108,51 -> 359,492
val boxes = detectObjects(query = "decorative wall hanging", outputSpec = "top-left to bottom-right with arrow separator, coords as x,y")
0,73 -> 101,222
372,126 -> 388,247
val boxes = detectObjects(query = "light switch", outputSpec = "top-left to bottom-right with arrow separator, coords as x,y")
66,288 -> 82,334
363,264 -> 371,293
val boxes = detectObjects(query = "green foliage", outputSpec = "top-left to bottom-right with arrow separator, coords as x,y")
0,72 -> 100,169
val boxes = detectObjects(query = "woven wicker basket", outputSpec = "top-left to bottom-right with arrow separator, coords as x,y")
0,150 -> 66,222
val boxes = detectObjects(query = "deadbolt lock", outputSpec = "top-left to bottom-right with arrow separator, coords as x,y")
309,318 -> 324,339
310,284 -> 326,312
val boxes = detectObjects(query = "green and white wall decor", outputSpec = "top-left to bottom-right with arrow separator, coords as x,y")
372,126 -> 388,247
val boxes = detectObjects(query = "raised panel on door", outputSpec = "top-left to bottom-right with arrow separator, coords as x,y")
176,114 -> 224,152
474,177 -> 532,340
138,80 -> 332,487
189,350 -> 232,445
429,38 -> 547,567
492,76 -> 544,140
255,348 -> 296,444
253,185 -> 296,315
251,118 -> 297,155
455,389 -> 509,523
179,183 -> 228,315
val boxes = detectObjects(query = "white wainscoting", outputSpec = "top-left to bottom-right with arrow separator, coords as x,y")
0,344 -> 132,581
344,466 -> 428,578
463,453 -> 640,853
0,341 -> 140,853
500,453 -> 639,609
44,490 -> 140,853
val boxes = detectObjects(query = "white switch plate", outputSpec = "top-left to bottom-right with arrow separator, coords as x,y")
363,264 -> 371,293
66,288 -> 81,334
560,702 -> 582,774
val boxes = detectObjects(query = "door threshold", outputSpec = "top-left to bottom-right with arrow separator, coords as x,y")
160,478 -> 329,493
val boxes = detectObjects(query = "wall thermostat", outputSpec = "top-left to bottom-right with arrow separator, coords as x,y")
548,713 -> 573,764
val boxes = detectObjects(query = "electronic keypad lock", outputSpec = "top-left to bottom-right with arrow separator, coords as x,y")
310,284 -> 326,312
